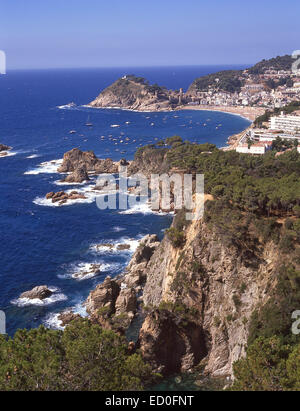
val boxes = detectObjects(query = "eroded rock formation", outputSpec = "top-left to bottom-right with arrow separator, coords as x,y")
61,163 -> 89,183
57,148 -> 119,174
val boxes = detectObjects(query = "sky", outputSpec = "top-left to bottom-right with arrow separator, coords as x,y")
1,0 -> 300,69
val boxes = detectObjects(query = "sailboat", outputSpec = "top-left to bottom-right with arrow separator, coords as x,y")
85,115 -> 93,127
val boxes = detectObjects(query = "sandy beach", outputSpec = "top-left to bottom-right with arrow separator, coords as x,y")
177,104 -> 266,122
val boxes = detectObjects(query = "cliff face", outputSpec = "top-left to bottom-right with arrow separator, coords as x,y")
138,212 -> 280,377
88,76 -> 184,111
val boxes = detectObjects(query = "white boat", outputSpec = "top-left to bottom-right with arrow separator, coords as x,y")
85,115 -> 93,127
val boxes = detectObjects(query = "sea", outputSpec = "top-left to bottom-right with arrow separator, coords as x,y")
0,65 -> 250,338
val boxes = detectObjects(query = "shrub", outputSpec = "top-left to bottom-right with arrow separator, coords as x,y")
166,227 -> 186,248
0,319 -> 156,391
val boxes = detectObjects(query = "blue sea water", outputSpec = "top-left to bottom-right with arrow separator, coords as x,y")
0,66 -> 250,336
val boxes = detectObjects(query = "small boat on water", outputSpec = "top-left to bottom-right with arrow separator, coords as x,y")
85,115 -> 93,127
69,130 -> 76,134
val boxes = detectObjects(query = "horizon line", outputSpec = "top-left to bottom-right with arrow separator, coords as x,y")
5,63 -> 252,72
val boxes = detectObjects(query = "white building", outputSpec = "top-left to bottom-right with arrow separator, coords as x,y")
270,113 -> 300,133
249,128 -> 300,143
236,141 -> 273,155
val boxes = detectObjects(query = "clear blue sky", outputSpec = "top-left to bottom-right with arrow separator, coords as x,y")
1,0 -> 300,69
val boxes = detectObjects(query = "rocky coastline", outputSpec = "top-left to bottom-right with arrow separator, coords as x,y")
20,137 -> 296,388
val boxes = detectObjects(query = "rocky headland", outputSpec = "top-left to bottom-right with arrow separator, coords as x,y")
62,139 -> 300,386
88,75 -> 186,112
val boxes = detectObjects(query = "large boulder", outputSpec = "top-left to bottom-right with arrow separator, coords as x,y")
58,148 -> 99,173
20,286 -> 53,300
94,158 -> 118,174
62,163 -> 90,183
115,288 -> 137,316
57,311 -> 81,327
57,148 -> 119,175
84,276 -> 120,317
0,143 -> 11,152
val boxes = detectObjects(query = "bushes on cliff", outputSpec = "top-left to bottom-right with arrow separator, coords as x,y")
166,208 -> 191,248
134,138 -> 300,217
166,227 -> 186,248
165,140 -> 300,216
232,336 -> 300,391
248,264 -> 300,347
0,318 -> 155,391
231,336 -> 295,391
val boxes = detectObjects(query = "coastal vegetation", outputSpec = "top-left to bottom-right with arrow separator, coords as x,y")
136,138 -> 300,217
0,318 -> 157,391
2,130 -> 300,391
248,55 -> 294,75
189,69 -> 245,93
132,136 -> 300,390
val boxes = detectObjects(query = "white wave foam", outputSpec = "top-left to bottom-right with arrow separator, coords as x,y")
53,179 -> 87,186
26,154 -> 40,159
57,103 -> 77,109
33,182 -> 116,207
44,302 -> 88,330
24,159 -> 63,175
44,312 -> 65,330
89,237 -> 141,256
0,151 -> 17,158
58,261 -> 118,281
113,226 -> 126,232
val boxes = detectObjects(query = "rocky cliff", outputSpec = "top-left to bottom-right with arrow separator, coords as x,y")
136,207 -> 281,378
88,75 -> 185,111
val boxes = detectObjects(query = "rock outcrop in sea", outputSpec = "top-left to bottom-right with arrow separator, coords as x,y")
46,190 -> 87,205
57,148 -> 120,176
61,163 -> 90,183
88,75 -> 186,111
20,286 -> 53,300
0,143 -> 12,157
